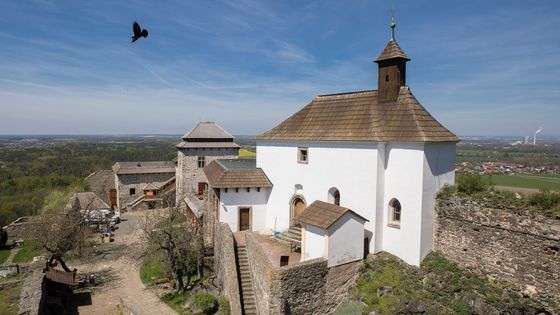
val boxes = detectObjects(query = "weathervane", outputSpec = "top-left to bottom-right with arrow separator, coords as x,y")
390,8 -> 396,41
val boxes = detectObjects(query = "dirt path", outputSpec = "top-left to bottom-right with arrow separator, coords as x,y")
74,211 -> 176,315
2,248 -> 19,265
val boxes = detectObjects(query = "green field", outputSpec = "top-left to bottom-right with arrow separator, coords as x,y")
484,173 -> 560,191
239,148 -> 256,157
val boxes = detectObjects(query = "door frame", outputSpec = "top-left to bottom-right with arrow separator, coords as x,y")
238,206 -> 252,231
289,194 -> 306,227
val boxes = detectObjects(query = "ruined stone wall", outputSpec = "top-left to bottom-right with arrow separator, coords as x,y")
214,222 -> 242,315
84,170 -> 114,206
435,198 -> 560,297
245,233 -> 361,315
175,148 -> 238,205
116,172 -> 174,209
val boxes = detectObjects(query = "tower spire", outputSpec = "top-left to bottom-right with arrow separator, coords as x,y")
390,10 -> 396,41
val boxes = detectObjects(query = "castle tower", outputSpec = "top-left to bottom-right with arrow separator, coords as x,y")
375,16 -> 410,102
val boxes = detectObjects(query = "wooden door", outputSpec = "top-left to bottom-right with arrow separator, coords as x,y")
109,189 -> 117,209
294,199 -> 305,218
239,208 -> 250,231
198,182 -> 208,195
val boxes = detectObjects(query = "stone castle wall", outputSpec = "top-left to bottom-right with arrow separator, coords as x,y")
116,172 -> 174,209
213,222 -> 242,315
435,198 -> 560,297
245,233 -> 361,315
175,148 -> 237,205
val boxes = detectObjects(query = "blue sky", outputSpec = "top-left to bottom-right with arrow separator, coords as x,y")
1,0 -> 559,137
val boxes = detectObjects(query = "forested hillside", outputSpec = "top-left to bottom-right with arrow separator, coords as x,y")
0,138 -> 177,226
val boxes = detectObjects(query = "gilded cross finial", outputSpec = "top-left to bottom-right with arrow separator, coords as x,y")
390,9 -> 396,41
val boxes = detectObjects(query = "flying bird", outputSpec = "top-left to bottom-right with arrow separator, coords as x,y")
131,21 -> 148,43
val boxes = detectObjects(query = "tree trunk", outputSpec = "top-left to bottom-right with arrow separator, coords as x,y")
167,250 -> 184,292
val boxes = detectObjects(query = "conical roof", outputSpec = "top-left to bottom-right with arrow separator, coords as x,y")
375,40 -> 410,63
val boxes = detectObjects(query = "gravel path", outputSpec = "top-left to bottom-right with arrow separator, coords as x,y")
2,247 -> 19,265
75,211 -> 176,315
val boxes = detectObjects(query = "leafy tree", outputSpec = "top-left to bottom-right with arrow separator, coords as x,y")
141,206 -> 204,292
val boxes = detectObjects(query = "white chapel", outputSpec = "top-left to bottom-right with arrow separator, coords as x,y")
192,23 -> 458,267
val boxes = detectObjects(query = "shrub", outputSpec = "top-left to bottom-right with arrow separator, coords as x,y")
194,292 -> 218,314
529,190 -> 560,211
0,228 -> 7,246
333,299 -> 363,315
437,184 -> 456,199
217,297 -> 230,315
457,174 -> 489,195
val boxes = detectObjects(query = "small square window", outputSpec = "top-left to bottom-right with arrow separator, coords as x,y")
197,156 -> 206,168
298,148 -> 308,164
246,187 -> 250,192
257,187 -> 261,192
129,188 -> 136,195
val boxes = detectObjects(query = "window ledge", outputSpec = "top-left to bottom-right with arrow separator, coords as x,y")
387,222 -> 401,229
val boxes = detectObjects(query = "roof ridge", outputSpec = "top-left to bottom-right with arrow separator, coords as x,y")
318,90 -> 376,98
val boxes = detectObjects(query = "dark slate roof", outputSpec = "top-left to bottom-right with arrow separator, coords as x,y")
375,40 -> 410,62
112,161 -> 175,175
68,192 -> 110,211
204,159 -> 272,188
295,200 -> 368,230
182,122 -> 234,140
256,86 -> 459,143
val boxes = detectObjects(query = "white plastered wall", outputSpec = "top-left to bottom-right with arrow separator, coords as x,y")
381,143 -> 425,266
218,187 -> 270,233
256,141 -> 378,252
420,142 -> 456,260
327,212 -> 366,267
303,224 -> 325,260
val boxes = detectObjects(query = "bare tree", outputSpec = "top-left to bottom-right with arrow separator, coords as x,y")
141,205 -> 203,292
33,188 -> 93,272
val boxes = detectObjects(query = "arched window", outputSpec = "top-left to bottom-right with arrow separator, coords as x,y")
328,187 -> 340,206
388,198 -> 401,228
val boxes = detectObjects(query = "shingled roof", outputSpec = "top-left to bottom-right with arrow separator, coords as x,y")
256,86 -> 459,142
375,40 -> 410,62
67,192 -> 110,211
182,122 -> 234,140
295,200 -> 368,230
112,161 -> 175,175
204,159 -> 272,188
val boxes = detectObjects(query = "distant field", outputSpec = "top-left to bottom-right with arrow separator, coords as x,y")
239,148 -> 256,157
485,173 -> 560,191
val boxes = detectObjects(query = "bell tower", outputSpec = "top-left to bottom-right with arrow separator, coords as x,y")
375,16 -> 410,102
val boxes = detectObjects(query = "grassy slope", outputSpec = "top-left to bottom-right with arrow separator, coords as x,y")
344,252 -> 555,315
239,148 -> 256,158
0,285 -> 22,315
486,173 -> 560,191
12,240 -> 42,263
0,246 -> 11,264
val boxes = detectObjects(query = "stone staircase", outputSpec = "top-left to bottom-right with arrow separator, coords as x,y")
275,226 -> 302,248
236,245 -> 257,315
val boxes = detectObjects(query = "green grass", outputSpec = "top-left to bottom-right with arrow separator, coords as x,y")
161,291 -> 193,315
0,285 -> 22,315
0,246 -> 11,264
486,173 -> 560,191
140,252 -> 168,286
12,240 -> 42,263
349,252 -> 552,314
239,148 -> 256,158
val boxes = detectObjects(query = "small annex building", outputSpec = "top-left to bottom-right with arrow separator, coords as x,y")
204,159 -> 272,232
67,192 -> 111,212
296,200 -> 368,267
